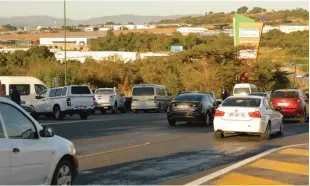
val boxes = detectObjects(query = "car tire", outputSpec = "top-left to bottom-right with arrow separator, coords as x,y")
112,103 -> 117,114
79,112 -> 88,120
260,123 -> 271,140
54,106 -> 64,120
304,109 -> 309,123
214,131 -> 224,139
51,159 -> 74,185
120,107 -> 127,113
203,112 -> 211,126
100,108 -> 106,114
168,119 -> 176,126
277,121 -> 284,136
133,110 -> 138,113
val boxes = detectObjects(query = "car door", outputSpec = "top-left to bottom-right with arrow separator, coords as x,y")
264,99 -> 278,132
0,102 -> 54,185
0,114 -> 10,185
34,90 -> 48,113
116,90 -> 125,108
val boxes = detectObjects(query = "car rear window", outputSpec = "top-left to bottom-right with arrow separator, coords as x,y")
248,93 -> 266,97
95,89 -> 114,94
271,91 -> 299,98
222,98 -> 261,107
174,94 -> 203,102
132,87 -> 154,96
71,86 -> 91,94
234,88 -> 250,94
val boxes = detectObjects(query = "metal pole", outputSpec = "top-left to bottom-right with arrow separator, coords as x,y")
293,56 -> 296,88
64,0 -> 67,86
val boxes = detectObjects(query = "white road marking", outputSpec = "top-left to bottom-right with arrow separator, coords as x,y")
185,143 -> 309,185
40,118 -> 117,125
78,142 -> 151,158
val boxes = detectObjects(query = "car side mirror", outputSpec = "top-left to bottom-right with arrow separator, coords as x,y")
40,126 -> 55,138
35,95 -> 40,99
216,101 -> 222,105
275,106 -> 282,111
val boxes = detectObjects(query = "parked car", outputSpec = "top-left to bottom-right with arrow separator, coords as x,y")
32,85 -> 94,120
131,84 -> 171,113
247,92 -> 271,98
0,76 -> 48,106
94,87 -> 126,114
167,93 -> 217,126
2,96 -> 33,114
213,96 -> 283,140
271,89 -> 309,123
0,97 -> 78,185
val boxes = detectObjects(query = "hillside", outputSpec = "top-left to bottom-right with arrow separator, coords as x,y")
154,8 -> 309,26
0,14 -> 202,27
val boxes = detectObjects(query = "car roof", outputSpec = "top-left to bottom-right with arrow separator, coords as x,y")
274,89 -> 300,92
177,93 -> 206,96
227,95 -> 264,99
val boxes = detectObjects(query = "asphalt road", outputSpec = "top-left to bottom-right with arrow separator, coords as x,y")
39,111 -> 309,185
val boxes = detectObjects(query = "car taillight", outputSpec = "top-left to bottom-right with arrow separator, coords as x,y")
109,96 -> 113,102
214,110 -> 225,117
93,97 -> 96,104
154,96 -> 157,103
67,98 -> 71,106
248,111 -> 261,118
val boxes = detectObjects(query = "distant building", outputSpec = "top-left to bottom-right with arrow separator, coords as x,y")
279,24 -> 308,33
263,25 -> 280,33
176,27 -> 208,35
266,9 -> 274,12
98,27 -> 111,31
39,36 -> 97,50
55,51 -> 169,63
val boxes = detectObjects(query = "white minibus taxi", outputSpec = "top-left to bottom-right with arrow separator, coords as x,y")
0,76 -> 48,105
233,83 -> 258,96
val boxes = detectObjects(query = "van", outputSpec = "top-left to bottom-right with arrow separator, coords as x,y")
131,84 -> 171,113
0,76 -> 48,105
233,83 -> 258,96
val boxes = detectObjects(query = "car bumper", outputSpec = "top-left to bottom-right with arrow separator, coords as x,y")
279,108 -> 303,118
65,108 -> 93,115
95,103 -> 112,109
131,102 -> 158,110
214,118 -> 267,134
167,111 -> 204,121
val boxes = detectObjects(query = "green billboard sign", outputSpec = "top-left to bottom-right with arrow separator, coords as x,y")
233,14 -> 255,46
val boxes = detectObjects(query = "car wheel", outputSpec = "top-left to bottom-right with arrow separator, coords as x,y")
133,110 -> 138,113
54,106 -> 64,120
214,131 -> 224,139
204,113 -> 211,126
100,108 -> 106,114
51,159 -> 73,185
304,109 -> 309,123
277,121 -> 284,136
260,123 -> 271,140
79,112 -> 88,120
112,103 -> 117,114
168,119 -> 176,126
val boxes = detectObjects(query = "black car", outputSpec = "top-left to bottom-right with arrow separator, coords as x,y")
167,93 -> 218,126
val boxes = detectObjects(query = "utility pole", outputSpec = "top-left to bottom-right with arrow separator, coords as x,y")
64,0 -> 67,86
293,55 -> 297,88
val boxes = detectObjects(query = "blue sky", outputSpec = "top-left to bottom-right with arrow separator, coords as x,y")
0,0 -> 308,20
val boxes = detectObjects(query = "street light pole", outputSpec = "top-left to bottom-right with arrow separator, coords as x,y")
64,0 -> 67,86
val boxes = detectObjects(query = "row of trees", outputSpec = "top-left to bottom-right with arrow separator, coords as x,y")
0,45 -> 290,96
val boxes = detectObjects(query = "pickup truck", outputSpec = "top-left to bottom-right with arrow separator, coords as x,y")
94,88 -> 126,114
32,85 -> 95,120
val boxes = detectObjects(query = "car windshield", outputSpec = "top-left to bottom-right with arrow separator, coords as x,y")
234,88 -> 250,94
132,87 -> 154,96
96,89 -> 114,94
271,91 -> 299,98
174,94 -> 203,102
222,98 -> 261,107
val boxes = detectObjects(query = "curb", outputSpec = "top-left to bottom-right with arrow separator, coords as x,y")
185,143 -> 309,185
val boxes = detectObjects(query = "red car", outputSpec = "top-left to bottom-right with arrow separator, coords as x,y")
271,89 -> 309,123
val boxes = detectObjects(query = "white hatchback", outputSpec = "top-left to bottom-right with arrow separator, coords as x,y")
0,97 -> 78,185
213,96 -> 283,140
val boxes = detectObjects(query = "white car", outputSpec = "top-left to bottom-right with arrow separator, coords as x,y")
0,97 -> 78,185
94,87 -> 126,114
213,96 -> 283,140
32,85 -> 95,120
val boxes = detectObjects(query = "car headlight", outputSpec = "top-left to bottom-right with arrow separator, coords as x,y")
70,144 -> 76,155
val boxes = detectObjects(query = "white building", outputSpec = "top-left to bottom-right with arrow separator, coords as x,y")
55,51 -> 169,63
263,25 -> 280,33
40,37 -> 96,47
113,25 -> 122,30
176,27 -> 208,35
279,24 -> 308,33
99,27 -> 111,31
84,27 -> 94,32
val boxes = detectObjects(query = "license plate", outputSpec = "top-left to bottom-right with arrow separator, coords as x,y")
229,113 -> 245,117
76,106 -> 85,109
177,105 -> 189,109
278,103 -> 289,107
139,102 -> 148,109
